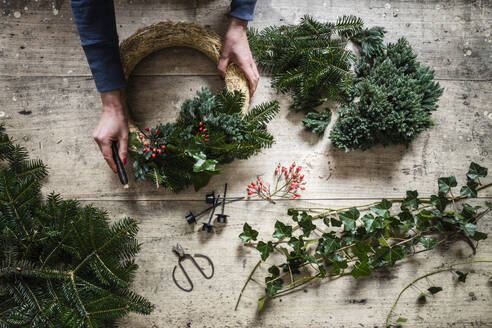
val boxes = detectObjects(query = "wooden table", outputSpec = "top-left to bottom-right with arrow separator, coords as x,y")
1,0 -> 491,327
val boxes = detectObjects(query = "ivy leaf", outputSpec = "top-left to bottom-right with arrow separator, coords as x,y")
378,237 -> 389,247
427,286 -> 443,295
467,162 -> 488,180
352,242 -> 371,262
257,297 -> 267,312
339,207 -> 360,232
461,222 -> 476,237
351,261 -> 371,279
430,194 -> 449,212
371,199 -> 392,218
419,237 -> 438,249
460,180 -> 479,198
257,241 -> 274,261
456,271 -> 468,283
402,190 -> 420,210
486,201 -> 492,209
470,231 -> 487,241
299,212 -> 316,237
361,213 -> 383,233
272,221 -> 293,239
396,317 -> 408,323
383,245 -> 406,266
316,233 -> 341,257
318,265 -> 327,278
239,223 -> 259,243
331,255 -> 348,275
438,176 -> 457,194
288,209 -> 299,222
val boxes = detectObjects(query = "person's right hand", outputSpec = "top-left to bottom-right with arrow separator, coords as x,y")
93,89 -> 128,173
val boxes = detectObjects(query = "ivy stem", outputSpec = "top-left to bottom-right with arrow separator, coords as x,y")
385,260 -> 492,327
235,260 -> 261,311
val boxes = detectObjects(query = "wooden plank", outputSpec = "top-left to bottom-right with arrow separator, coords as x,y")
76,199 -> 492,328
1,75 -> 491,200
1,0 -> 491,80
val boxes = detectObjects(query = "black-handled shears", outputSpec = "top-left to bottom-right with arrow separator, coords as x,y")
172,244 -> 214,292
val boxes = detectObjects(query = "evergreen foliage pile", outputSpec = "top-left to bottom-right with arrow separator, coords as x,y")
330,27 -> 444,151
0,126 -> 152,327
248,15 -> 362,135
129,87 -> 279,192
249,17 -> 444,148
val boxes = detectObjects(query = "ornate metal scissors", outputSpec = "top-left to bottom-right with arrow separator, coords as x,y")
172,243 -> 214,292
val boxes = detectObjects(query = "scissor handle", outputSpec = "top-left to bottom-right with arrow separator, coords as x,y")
172,254 -> 214,292
192,254 -> 214,279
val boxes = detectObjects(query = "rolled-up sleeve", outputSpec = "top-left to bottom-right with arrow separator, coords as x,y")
70,0 -> 126,92
230,0 -> 257,21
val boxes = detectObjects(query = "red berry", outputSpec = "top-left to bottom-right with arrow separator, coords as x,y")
300,175 -> 304,179
154,129 -> 158,134
290,186 -> 294,190
302,181 -> 307,185
153,148 -> 156,152
157,149 -> 162,153
199,127 -> 203,131
161,145 -> 166,149
248,185 -> 252,188
291,196 -> 296,200
145,127 -> 150,131
143,142 -> 148,146
201,134 -> 205,137
248,190 -> 253,196
204,139 -> 208,142
139,135 -> 143,139
151,153 -> 156,158
205,135 -> 209,138
300,187 -> 305,190
294,192 -> 301,197
199,122 -> 203,127
154,142 -> 157,145
275,169 -> 279,174
203,129 -> 207,132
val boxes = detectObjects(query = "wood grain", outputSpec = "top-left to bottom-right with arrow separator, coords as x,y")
0,0 -> 491,327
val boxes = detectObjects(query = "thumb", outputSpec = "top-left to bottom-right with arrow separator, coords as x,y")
217,56 -> 230,79
118,134 -> 128,166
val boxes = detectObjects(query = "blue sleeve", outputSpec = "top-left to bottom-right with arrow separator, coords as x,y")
230,0 -> 257,21
70,0 -> 126,92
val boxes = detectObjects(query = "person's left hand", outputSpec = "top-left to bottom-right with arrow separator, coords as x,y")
218,17 -> 259,97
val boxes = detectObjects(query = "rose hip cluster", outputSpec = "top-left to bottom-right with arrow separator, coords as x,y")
246,162 -> 307,203
139,127 -> 167,159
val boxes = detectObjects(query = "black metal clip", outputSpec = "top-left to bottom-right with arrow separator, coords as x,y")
172,244 -> 214,292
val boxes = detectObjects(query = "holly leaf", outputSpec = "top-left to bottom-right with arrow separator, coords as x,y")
187,150 -> 219,173
456,271 -> 468,283
419,237 -> 438,249
371,199 -> 392,218
351,261 -> 371,279
272,221 -> 293,239
361,213 -> 383,233
402,190 -> 420,210
299,212 -> 316,237
438,176 -> 457,194
397,317 -> 408,323
256,241 -> 274,261
339,207 -> 359,232
467,162 -> 488,180
430,194 -> 449,212
427,286 -> 443,295
239,223 -> 258,243
383,245 -> 405,266
460,180 -> 479,198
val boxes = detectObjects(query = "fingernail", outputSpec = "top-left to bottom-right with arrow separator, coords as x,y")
123,158 -> 127,165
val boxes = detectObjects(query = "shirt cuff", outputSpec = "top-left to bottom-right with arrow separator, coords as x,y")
230,0 -> 256,21
82,42 -> 127,92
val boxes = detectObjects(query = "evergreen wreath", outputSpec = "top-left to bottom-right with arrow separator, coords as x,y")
248,17 -> 443,150
120,22 -> 279,192
0,126 -> 153,327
